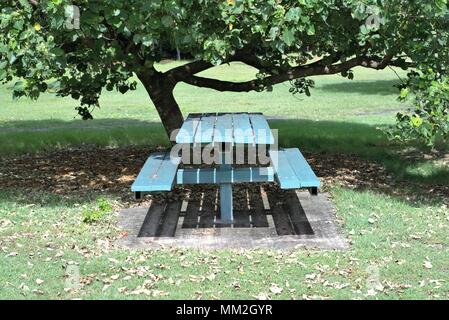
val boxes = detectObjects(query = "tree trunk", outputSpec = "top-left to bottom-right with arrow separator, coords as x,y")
137,72 -> 184,141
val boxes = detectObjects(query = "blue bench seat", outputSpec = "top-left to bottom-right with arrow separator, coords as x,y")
131,152 -> 181,199
269,148 -> 320,194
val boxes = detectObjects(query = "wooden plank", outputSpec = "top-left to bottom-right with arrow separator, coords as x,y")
137,202 -> 166,237
194,113 -> 217,144
177,168 -> 217,184
213,113 -> 234,144
249,113 -> 275,145
176,167 -> 274,185
176,113 -> 202,144
157,201 -> 182,237
269,149 -> 302,189
284,148 -> 320,188
219,183 -> 233,223
154,153 -> 182,188
131,152 -> 181,192
232,113 -> 255,144
131,152 -> 166,192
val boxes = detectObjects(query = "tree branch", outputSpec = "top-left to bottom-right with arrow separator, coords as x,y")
166,51 -> 268,80
179,55 -> 408,92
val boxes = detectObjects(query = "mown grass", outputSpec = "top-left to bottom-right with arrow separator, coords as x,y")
0,188 -> 447,300
0,62 -> 406,128
0,61 -> 448,300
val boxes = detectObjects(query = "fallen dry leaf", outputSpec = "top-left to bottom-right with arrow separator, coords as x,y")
269,283 -> 283,295
254,292 -> 271,300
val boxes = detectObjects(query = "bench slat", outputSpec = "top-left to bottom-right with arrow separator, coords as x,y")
284,148 -> 320,188
131,152 -> 181,192
269,149 -> 302,189
269,148 -> 319,189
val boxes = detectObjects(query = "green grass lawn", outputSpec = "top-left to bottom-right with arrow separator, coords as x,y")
0,61 -> 448,299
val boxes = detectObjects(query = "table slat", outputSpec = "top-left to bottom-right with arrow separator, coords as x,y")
176,113 -> 201,144
194,113 -> 217,144
213,113 -> 234,143
232,113 -> 255,144
249,113 -> 275,145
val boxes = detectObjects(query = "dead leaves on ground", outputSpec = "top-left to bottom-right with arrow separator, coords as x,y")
1,146 -> 448,205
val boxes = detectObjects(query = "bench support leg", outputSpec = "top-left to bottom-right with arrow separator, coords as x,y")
219,183 -> 233,223
309,187 -> 318,196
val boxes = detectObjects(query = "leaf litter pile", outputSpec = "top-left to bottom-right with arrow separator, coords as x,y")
0,146 -> 447,205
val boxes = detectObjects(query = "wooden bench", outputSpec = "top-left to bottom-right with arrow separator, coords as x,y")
269,148 -> 320,195
131,152 -> 181,200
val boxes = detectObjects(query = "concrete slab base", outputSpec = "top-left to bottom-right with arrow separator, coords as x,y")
117,189 -> 348,251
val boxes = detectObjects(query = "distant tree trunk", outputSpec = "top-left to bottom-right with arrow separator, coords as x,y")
137,71 -> 184,141
176,47 -> 181,61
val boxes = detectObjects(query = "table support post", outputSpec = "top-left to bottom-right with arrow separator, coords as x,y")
219,183 -> 233,223
218,142 -> 233,223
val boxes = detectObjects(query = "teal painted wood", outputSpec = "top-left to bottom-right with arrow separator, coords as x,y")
213,113 -> 234,143
219,151 -> 233,222
195,112 -> 217,144
176,112 -> 273,145
176,167 -> 274,184
284,148 -> 320,188
177,168 -> 217,184
232,113 -> 255,144
269,148 -> 320,189
219,183 -> 233,223
176,113 -> 201,144
249,113 -> 275,145
131,152 -> 181,192
269,149 -> 301,189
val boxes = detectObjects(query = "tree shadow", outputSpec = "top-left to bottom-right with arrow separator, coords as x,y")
0,118 -> 169,155
318,80 -> 401,96
0,118 -> 448,207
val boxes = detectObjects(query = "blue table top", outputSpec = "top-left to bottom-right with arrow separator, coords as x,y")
175,112 -> 275,145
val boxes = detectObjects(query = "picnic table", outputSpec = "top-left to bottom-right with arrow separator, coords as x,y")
132,112 -> 320,224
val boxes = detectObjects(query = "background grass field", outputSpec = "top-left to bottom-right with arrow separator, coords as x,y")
0,61 -> 448,300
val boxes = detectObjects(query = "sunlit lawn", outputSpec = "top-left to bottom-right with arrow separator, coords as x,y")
0,61 -> 448,300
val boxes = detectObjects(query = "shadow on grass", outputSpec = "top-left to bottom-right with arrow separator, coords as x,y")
0,118 -> 169,155
318,80 -> 401,96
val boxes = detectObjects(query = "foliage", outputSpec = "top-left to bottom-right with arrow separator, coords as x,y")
82,197 -> 113,223
0,0 -> 449,143
392,70 -> 449,144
